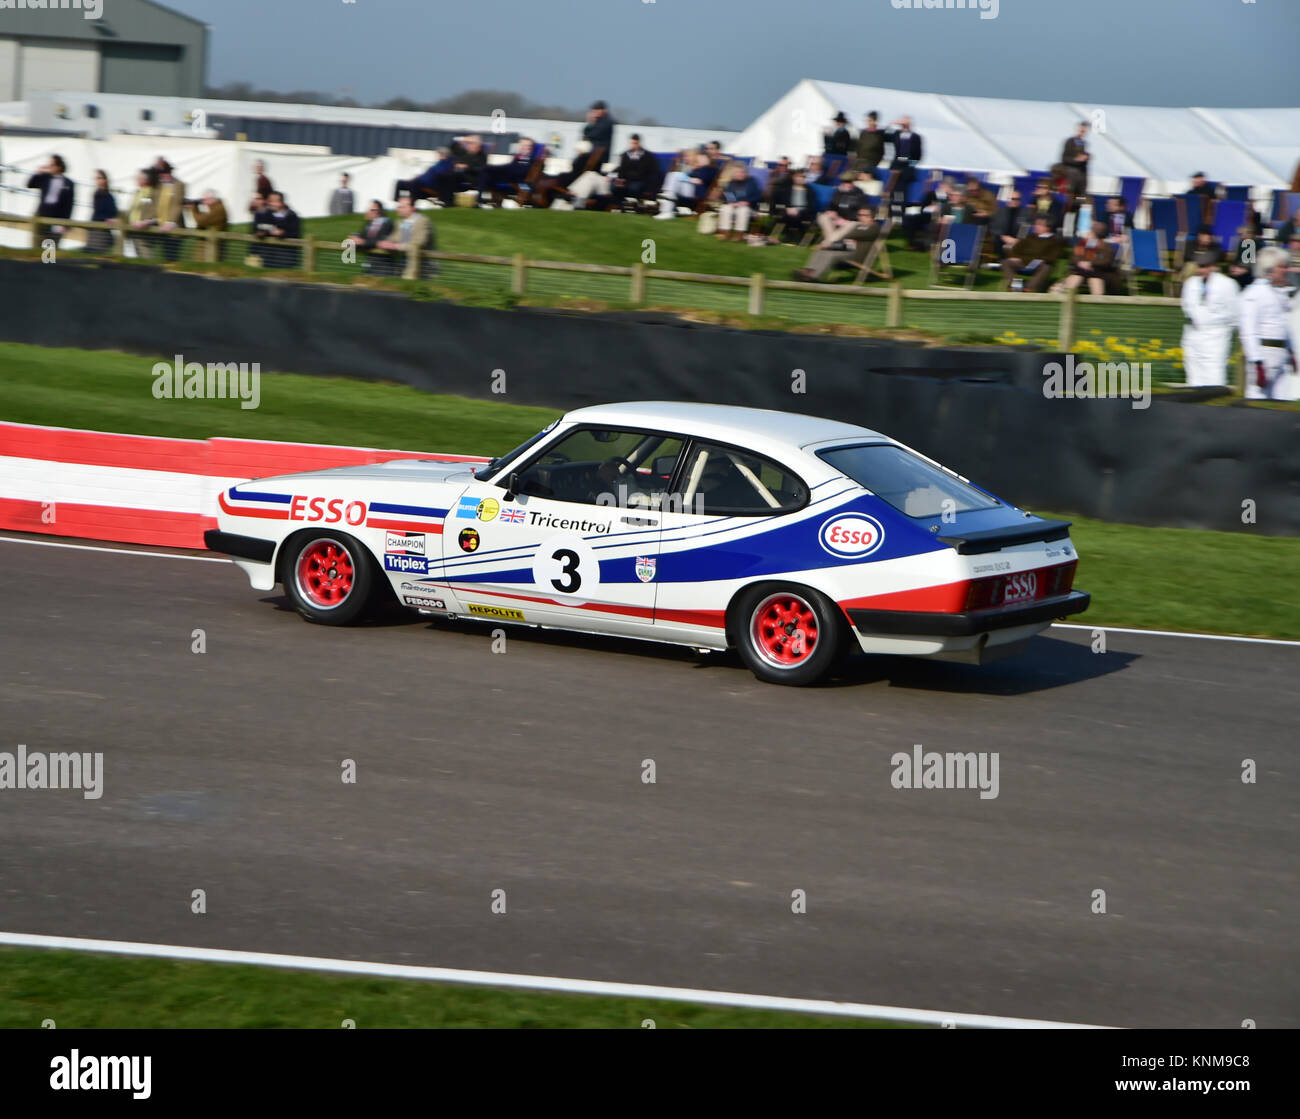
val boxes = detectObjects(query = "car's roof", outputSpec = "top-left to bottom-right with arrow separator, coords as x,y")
562,402 -> 889,453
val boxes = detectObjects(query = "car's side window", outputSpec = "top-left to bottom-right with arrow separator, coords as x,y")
676,442 -> 808,516
513,427 -> 684,507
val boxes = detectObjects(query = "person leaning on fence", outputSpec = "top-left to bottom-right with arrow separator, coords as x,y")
1239,246 -> 1298,401
184,189 -> 228,260
376,195 -> 435,279
249,191 -> 301,269
348,199 -> 394,264
155,160 -> 186,261
1001,216 -> 1064,292
85,169 -> 117,253
1179,252 -> 1239,388
124,167 -> 160,258
27,155 -> 74,248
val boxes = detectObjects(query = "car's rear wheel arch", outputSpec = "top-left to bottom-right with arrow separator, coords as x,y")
726,580 -> 851,685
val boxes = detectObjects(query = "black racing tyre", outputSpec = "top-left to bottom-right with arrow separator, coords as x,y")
734,583 -> 848,686
282,532 -> 377,626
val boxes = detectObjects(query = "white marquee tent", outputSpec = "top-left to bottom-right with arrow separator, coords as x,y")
733,79 -> 1299,196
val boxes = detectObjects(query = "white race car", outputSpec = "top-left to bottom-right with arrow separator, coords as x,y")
205,402 -> 1089,684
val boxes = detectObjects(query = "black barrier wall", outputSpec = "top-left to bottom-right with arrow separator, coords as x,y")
2,259 -> 1298,535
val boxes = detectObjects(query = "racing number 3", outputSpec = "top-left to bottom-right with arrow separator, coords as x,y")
550,548 -> 581,593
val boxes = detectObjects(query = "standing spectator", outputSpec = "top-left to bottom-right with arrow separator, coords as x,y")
883,116 -> 923,216
125,167 -> 160,258
185,189 -> 228,231
155,159 -> 186,261
85,169 -> 117,253
1180,253 -> 1239,387
252,160 -> 272,199
767,167 -> 817,243
1001,216 -> 1064,291
1060,121 -> 1090,196
716,163 -> 761,241
1185,171 -> 1217,228
824,112 -> 852,156
989,189 -> 1027,259
27,155 -> 74,247
253,190 -> 301,268
792,206 -> 882,283
609,134 -> 662,211
1060,220 -> 1119,295
376,195 -> 435,280
1239,246 -> 1297,400
854,111 -> 885,175
432,134 -> 488,207
328,173 -> 355,215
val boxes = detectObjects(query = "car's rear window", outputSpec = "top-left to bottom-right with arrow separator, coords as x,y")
818,443 -> 1000,518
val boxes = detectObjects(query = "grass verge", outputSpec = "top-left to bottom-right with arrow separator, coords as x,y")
1,341 -> 1295,640
0,948 -> 893,1029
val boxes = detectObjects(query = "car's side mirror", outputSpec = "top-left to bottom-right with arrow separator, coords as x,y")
503,471 -> 522,501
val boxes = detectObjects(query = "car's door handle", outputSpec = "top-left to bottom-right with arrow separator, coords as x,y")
620,515 -> 658,527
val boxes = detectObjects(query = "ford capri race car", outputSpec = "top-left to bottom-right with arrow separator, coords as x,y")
205,402 -> 1089,685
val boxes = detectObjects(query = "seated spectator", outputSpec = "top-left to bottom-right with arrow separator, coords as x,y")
85,169 -> 117,253
655,150 -> 717,219
767,168 -> 817,243
1027,178 -> 1064,232
1000,216 -> 1064,291
27,154 -> 74,248
432,134 -> 489,207
394,149 -> 449,205
903,177 -> 959,250
816,175 -> 870,243
375,195 -> 436,279
483,137 -> 542,208
1102,196 -> 1132,246
608,134 -> 662,211
347,199 -> 394,256
763,156 -> 793,205
963,177 -> 997,225
804,154 -> 833,186
328,173 -> 355,215
716,163 -> 762,241
989,189 -> 1027,259
538,102 -> 616,207
791,205 -> 882,283
125,167 -> 160,258
1060,220 -> 1120,295
250,190 -> 301,268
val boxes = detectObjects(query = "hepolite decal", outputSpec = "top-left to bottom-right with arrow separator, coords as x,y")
818,514 -> 885,558
385,531 -> 426,556
467,603 -> 525,621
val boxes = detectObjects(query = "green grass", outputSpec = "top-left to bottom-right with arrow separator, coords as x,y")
2,341 -> 1295,639
0,949 -> 893,1029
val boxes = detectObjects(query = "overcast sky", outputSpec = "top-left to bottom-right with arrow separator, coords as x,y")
166,0 -> 1298,128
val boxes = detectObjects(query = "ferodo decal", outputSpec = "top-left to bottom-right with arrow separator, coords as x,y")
467,603 -> 525,621
818,513 -> 885,558
476,498 -> 500,522
290,496 -> 367,525
399,583 -> 447,610
458,527 -> 481,553
385,531 -> 426,555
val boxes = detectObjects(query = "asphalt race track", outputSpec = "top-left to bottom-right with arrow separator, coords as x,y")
2,535 -> 1296,1028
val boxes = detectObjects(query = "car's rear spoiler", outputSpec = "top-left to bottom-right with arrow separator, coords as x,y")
937,519 -> 1072,555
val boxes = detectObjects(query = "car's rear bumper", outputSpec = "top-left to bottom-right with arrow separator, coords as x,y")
204,529 -> 275,563
847,590 -> 1090,637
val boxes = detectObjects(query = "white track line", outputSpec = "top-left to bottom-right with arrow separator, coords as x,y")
0,931 -> 1108,1029
0,535 -> 228,563
1053,623 -> 1300,648
2,535 -> 1293,648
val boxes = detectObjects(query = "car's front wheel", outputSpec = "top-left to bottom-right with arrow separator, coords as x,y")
283,532 -> 377,625
734,584 -> 847,686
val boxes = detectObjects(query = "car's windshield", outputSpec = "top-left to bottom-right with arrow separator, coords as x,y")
818,443 -> 1000,518
474,420 -> 561,481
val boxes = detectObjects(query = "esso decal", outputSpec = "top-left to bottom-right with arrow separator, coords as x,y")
289,496 -> 367,525
1003,572 -> 1038,603
819,514 -> 885,558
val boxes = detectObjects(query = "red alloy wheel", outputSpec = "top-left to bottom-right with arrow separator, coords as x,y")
295,539 -> 356,609
750,592 -> 820,670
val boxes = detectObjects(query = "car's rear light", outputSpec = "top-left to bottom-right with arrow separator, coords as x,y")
963,561 -> 1076,611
